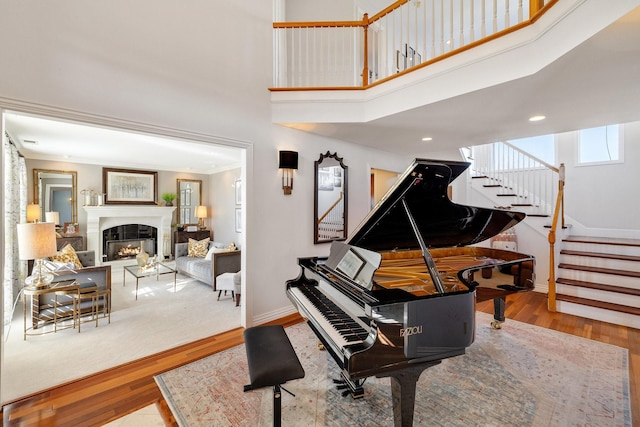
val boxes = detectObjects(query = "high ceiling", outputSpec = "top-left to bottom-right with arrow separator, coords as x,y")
5,5 -> 640,166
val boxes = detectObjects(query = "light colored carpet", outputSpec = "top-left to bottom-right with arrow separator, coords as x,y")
2,264 -> 241,402
156,312 -> 632,427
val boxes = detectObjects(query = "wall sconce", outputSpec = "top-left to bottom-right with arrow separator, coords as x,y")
279,150 -> 298,195
195,205 -> 208,230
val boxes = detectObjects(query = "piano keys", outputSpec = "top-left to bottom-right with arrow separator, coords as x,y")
286,159 -> 535,427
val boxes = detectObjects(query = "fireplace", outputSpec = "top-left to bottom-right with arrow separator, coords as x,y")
103,224 -> 157,262
84,206 -> 175,265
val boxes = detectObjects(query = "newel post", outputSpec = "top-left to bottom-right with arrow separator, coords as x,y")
362,13 -> 369,87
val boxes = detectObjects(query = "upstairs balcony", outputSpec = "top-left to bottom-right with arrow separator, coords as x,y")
271,0 -> 640,151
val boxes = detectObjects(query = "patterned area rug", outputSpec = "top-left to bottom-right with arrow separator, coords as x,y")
155,312 -> 631,426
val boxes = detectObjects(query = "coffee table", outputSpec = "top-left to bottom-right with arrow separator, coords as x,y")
123,263 -> 177,300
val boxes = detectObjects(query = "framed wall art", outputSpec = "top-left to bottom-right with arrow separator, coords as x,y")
103,168 -> 158,205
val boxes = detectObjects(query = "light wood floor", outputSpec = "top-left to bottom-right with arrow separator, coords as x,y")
2,292 -> 638,426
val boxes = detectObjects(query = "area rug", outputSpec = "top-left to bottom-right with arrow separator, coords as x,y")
3,265 -> 241,402
155,311 -> 632,427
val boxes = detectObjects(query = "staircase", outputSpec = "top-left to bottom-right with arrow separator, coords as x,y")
468,142 -> 559,220
556,236 -> 640,329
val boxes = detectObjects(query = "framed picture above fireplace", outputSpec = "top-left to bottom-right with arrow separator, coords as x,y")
103,168 -> 158,205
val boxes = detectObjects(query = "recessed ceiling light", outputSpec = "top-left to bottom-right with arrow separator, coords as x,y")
421,137 -> 433,141
529,115 -> 546,122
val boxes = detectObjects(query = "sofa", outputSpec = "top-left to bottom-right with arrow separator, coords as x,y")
174,242 -> 241,291
32,250 -> 112,329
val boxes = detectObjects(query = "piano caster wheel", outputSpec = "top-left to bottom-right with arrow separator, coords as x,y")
317,342 -> 325,351
491,320 -> 503,329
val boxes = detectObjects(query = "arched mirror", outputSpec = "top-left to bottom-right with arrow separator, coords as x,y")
177,179 -> 202,226
314,151 -> 348,244
33,169 -> 77,225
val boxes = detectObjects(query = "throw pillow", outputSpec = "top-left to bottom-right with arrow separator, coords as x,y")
188,237 -> 210,258
49,244 -> 83,269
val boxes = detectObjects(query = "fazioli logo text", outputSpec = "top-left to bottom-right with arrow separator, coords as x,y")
400,326 -> 422,337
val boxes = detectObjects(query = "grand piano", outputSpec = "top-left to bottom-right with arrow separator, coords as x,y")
286,159 -> 535,426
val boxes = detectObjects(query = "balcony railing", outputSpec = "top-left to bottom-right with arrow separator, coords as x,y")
272,0 -> 554,90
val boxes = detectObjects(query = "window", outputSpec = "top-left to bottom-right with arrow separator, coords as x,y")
579,124 -> 623,164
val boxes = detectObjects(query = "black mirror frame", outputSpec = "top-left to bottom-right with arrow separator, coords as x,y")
314,151 -> 348,244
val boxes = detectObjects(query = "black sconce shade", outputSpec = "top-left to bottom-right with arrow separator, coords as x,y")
279,151 -> 299,170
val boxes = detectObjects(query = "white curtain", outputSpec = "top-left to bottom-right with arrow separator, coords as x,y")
3,132 -> 27,326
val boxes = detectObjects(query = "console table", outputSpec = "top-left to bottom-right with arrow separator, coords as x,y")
172,230 -> 211,257
57,235 -> 84,251
23,280 -> 80,340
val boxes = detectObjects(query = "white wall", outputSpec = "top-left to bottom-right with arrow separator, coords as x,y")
558,121 -> 640,233
0,1 -> 410,332
26,159 -> 210,238
209,168 -> 242,247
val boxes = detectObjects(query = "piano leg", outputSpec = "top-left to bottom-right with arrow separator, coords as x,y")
381,361 -> 440,427
491,296 -> 506,329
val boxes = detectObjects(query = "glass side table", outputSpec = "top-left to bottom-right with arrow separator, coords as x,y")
123,262 -> 177,300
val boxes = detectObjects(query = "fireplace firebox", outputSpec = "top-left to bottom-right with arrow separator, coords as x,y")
103,224 -> 157,262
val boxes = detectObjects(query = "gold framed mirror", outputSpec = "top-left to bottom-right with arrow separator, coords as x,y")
176,179 -> 202,226
33,169 -> 77,225
314,151 -> 348,244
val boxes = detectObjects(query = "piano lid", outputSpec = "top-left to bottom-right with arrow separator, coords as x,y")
348,159 -> 525,252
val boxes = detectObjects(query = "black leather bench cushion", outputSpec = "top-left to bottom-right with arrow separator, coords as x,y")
244,325 -> 304,389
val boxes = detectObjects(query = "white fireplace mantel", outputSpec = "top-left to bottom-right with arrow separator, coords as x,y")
84,206 -> 176,264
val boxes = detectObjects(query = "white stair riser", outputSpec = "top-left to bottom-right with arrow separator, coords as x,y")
556,285 -> 640,308
560,254 -> 640,272
557,269 -> 640,289
562,242 -> 640,257
557,301 -> 640,329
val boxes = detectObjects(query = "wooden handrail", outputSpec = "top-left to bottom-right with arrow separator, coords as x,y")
547,163 -> 565,312
502,140 -> 560,173
271,0 -> 558,91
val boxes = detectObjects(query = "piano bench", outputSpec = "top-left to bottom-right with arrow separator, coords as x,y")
243,325 -> 305,427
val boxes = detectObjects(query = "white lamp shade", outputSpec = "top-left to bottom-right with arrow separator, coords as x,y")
26,204 -> 41,223
17,222 -> 58,260
45,211 -> 60,225
195,205 -> 208,219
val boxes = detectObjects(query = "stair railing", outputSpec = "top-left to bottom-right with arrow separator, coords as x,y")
272,0 -> 554,89
318,192 -> 345,240
471,141 -> 560,217
546,163 -> 565,312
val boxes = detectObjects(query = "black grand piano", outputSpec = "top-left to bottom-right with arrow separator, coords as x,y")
286,159 -> 535,426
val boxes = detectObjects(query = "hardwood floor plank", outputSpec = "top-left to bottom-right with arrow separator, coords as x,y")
2,293 -> 638,426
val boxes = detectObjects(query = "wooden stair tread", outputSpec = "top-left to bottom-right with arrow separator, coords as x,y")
561,249 -> 640,263
556,294 -> 640,316
558,263 -> 640,278
563,236 -> 640,247
556,278 -> 640,296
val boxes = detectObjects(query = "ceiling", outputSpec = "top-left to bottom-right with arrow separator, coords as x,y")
5,6 -> 640,165
5,113 -> 243,175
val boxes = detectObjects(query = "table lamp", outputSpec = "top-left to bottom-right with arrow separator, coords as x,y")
17,222 -> 58,288
45,211 -> 60,227
195,205 -> 208,230
27,203 -> 41,223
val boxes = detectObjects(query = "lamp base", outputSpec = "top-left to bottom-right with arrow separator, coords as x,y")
25,259 -> 54,289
